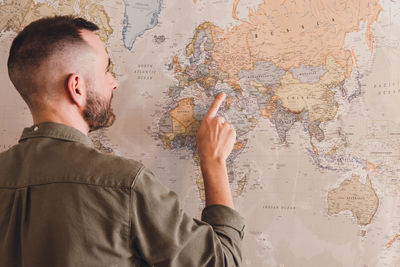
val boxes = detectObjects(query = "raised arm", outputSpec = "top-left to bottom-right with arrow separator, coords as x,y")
196,92 -> 236,209
130,93 -> 244,266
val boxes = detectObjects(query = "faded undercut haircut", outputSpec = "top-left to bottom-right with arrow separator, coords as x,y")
7,15 -> 99,105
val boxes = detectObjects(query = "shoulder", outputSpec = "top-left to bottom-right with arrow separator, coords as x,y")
60,142 -> 146,188
0,139 -> 145,189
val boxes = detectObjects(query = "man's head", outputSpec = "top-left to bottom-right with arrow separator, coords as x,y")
7,16 -> 118,132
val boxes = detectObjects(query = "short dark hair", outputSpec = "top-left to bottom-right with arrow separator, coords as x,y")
7,15 -> 99,102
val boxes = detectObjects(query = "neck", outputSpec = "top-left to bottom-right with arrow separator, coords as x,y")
31,104 -> 89,135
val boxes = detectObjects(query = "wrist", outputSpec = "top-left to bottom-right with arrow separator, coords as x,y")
199,157 -> 226,169
199,158 -> 227,178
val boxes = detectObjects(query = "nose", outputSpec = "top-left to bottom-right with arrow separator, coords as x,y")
112,76 -> 119,91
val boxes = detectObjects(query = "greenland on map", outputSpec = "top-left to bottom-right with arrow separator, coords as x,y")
1,0 -> 400,266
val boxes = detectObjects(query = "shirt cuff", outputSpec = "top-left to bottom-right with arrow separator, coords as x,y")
201,204 -> 245,239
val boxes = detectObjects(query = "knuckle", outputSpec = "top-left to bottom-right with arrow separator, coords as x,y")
216,117 -> 225,123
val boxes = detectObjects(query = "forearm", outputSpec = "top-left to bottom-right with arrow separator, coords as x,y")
200,160 -> 234,209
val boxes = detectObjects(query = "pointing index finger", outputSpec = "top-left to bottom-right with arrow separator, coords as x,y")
205,92 -> 226,118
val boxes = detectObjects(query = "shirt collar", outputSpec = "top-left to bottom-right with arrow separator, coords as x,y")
19,122 -> 94,148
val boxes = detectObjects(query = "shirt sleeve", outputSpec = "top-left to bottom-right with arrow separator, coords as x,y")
129,167 -> 245,267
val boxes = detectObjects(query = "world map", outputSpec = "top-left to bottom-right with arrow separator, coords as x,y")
1,0 -> 400,266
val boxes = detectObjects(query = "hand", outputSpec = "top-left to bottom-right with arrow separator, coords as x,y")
196,92 -> 236,208
196,92 -> 236,165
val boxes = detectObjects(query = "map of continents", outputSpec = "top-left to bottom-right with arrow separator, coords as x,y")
159,0 -> 381,216
156,0 -> 400,265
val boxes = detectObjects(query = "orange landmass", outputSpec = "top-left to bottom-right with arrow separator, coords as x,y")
169,98 -> 196,128
225,96 -> 235,110
160,136 -> 172,150
233,141 -> 243,151
386,232 -> 399,249
328,175 -> 379,226
210,0 -> 382,87
366,160 -> 381,174
232,0 -> 241,21
170,55 -> 183,73
186,22 -> 214,57
362,5 -> 382,53
260,95 -> 279,119
327,146 -> 338,156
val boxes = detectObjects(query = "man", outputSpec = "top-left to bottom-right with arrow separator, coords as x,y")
0,16 -> 244,266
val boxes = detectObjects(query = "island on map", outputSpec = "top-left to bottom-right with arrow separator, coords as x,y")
328,175 -> 379,226
122,0 -> 163,50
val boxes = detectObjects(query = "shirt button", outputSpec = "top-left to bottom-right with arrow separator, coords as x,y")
33,126 -> 39,131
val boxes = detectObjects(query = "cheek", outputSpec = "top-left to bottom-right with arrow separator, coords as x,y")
106,73 -> 118,90
91,77 -> 108,97
98,74 -> 110,90
106,74 -> 114,85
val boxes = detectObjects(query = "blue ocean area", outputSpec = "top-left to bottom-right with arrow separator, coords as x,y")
122,0 -> 163,50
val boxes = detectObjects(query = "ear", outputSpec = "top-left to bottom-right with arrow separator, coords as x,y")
65,73 -> 86,108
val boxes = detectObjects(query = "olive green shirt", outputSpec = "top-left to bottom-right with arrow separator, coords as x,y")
0,122 -> 245,267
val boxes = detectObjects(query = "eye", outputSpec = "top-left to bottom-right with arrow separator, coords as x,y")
106,58 -> 112,73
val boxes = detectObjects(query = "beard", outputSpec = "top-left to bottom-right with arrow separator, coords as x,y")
83,88 -> 116,132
